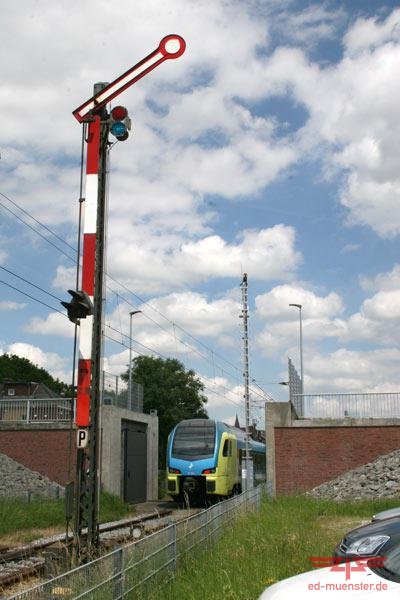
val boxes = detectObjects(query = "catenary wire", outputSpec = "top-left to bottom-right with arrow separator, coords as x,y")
0,265 -> 63,303
107,286 -> 244,384
0,190 -> 78,255
0,279 -> 66,316
0,199 -> 77,263
1,265 -> 269,407
0,189 -> 252,393
1,189 -> 244,383
0,272 -> 253,411
0,267 -> 268,407
1,189 -> 244,384
103,331 -> 245,412
0,260 -> 249,402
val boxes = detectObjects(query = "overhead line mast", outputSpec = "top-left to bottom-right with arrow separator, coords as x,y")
68,35 -> 186,560
240,273 -> 251,491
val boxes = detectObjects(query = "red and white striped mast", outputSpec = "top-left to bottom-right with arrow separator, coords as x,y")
75,110 -> 100,430
69,35 -> 186,557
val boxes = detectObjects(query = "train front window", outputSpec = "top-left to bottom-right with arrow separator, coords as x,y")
172,422 -> 216,460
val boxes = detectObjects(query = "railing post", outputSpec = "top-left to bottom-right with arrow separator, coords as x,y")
113,546 -> 124,600
169,523 -> 177,571
26,398 -> 31,423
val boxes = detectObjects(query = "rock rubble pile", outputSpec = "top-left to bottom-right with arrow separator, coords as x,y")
308,449 -> 400,501
0,453 -> 64,500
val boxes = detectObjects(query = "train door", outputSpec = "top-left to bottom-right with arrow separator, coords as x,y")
228,437 -> 239,491
122,421 -> 147,503
220,435 -> 236,495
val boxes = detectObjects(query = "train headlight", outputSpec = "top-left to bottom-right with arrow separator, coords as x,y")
169,468 -> 181,474
202,468 -> 216,474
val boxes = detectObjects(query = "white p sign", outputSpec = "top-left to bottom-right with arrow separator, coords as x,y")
77,428 -> 89,449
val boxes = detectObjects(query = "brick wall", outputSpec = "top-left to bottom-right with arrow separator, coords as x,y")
0,427 -> 76,485
275,426 -> 400,494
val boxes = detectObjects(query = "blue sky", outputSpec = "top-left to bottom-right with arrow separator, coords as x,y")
1,0 -> 400,426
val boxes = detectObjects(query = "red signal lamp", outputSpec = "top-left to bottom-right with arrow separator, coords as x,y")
111,105 -> 128,121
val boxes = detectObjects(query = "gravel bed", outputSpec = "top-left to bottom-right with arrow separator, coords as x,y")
0,454 -> 64,501
308,448 -> 400,501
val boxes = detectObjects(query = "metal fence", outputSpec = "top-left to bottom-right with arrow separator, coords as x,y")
288,357 -> 303,416
10,486 -> 264,600
0,398 -> 74,423
0,376 -> 144,424
299,392 -> 400,419
102,372 -> 144,412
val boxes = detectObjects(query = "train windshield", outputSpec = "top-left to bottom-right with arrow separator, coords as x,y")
172,421 -> 216,460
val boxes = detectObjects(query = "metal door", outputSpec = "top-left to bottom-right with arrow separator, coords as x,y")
123,421 -> 147,503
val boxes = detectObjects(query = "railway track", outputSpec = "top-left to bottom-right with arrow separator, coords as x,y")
0,504 -> 201,596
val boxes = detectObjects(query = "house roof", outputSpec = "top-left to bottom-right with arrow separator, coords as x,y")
0,381 -> 60,398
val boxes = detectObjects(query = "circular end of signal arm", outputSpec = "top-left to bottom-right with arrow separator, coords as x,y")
159,34 -> 186,59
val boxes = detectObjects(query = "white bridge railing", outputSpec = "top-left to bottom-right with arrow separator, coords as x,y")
0,394 -> 145,424
0,398 -> 74,423
296,392 -> 400,419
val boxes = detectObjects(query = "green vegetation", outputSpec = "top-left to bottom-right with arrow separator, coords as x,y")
0,353 -> 73,396
0,492 -> 132,539
151,495 -> 400,600
122,356 -> 208,464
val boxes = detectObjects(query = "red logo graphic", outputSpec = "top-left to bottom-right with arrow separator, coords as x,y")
309,556 -> 385,581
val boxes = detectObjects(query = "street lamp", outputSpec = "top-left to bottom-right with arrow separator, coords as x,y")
289,303 -> 304,394
129,310 -> 142,409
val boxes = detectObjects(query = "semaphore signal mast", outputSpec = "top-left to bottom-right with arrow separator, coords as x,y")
64,35 -> 186,560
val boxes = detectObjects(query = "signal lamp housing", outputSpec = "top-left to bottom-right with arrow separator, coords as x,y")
109,105 -> 131,141
61,289 -> 93,324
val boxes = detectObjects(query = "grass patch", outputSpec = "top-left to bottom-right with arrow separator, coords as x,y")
0,492 -> 134,543
99,491 -> 134,523
150,495 -> 400,600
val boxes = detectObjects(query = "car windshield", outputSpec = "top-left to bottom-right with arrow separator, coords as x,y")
172,421 -> 216,460
370,544 -> 400,582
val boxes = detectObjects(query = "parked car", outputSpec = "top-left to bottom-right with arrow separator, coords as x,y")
372,507 -> 400,522
334,516 -> 400,561
258,543 -> 400,598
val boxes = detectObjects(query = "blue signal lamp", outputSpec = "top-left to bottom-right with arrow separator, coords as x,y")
110,121 -> 128,138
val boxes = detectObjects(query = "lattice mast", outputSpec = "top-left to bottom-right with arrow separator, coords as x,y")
240,273 -> 250,489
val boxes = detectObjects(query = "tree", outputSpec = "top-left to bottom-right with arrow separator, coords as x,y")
122,356 -> 208,465
0,354 -> 72,396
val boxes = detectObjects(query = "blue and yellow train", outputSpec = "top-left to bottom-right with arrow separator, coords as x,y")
166,418 -> 266,504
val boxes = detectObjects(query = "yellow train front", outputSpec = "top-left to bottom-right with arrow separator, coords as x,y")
166,419 -> 266,505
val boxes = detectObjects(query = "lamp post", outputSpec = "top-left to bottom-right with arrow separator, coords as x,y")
129,310 -> 142,409
289,303 -> 304,394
